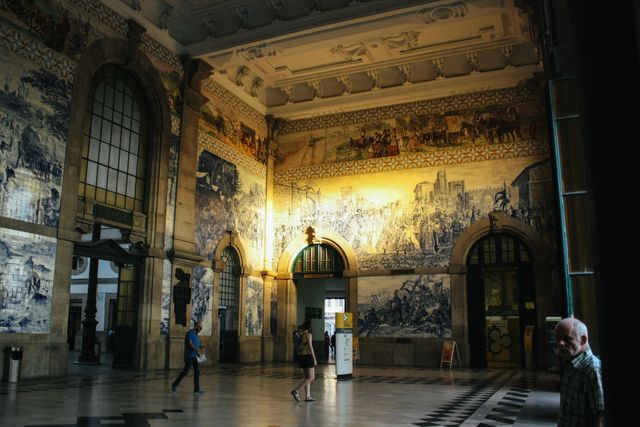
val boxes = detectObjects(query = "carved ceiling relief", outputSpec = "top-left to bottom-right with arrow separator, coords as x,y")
113,0 -> 540,114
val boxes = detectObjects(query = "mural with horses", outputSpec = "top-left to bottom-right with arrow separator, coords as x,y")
0,45 -> 68,227
276,100 -> 545,170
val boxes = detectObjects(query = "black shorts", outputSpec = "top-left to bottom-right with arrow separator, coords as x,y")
298,354 -> 314,368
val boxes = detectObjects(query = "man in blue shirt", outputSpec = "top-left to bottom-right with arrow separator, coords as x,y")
171,321 -> 205,395
556,317 -> 605,427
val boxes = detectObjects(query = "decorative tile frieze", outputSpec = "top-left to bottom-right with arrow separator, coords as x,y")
68,0 -> 182,74
280,85 -> 543,135
201,79 -> 265,131
0,21 -> 76,81
199,131 -> 267,177
275,139 -> 548,183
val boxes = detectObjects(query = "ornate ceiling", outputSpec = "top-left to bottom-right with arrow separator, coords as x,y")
111,0 -> 541,119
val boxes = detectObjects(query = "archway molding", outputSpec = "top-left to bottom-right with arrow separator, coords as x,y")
449,211 -> 555,368
274,229 -> 359,362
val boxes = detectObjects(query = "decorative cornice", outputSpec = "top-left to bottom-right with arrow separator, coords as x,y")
201,78 -> 266,130
275,140 -> 549,183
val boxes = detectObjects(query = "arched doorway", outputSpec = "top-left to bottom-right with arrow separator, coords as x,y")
275,230 -> 358,363
292,244 -> 346,363
218,246 -> 240,363
466,233 -> 536,368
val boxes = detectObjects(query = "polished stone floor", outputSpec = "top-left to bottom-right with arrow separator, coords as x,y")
0,355 -> 560,427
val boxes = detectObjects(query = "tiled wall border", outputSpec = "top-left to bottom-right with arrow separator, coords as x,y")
275,139 -> 549,183
0,20 -> 76,81
198,130 -> 267,177
201,79 -> 266,131
280,85 -> 543,135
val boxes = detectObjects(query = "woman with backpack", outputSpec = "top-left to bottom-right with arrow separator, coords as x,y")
291,319 -> 317,402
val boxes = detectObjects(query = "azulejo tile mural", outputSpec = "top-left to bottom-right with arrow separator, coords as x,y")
276,96 -> 547,171
0,45 -> 69,227
195,134 -> 265,268
245,277 -> 263,336
358,274 -> 451,338
273,157 -> 555,271
192,266 -> 214,336
0,227 -> 56,333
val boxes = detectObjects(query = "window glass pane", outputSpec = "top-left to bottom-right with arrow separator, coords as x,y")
131,119 -> 140,134
97,165 -> 108,188
135,179 -> 144,197
121,130 -> 130,151
128,154 -> 137,174
117,172 -> 127,194
99,142 -> 110,164
127,175 -> 136,197
86,161 -> 97,185
132,102 -> 140,121
112,111 -> 122,126
90,116 -> 101,139
107,169 -> 117,192
119,150 -> 128,170
92,100 -> 103,116
88,138 -> 100,161
103,81 -> 114,105
114,90 -> 123,112
130,132 -> 139,154
122,115 -> 131,129
110,125 -> 121,147
109,147 -> 119,168
101,120 -> 112,142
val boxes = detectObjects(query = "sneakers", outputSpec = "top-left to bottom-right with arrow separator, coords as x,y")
290,390 -> 300,402
194,390 -> 206,395
171,384 -> 177,393
305,397 -> 316,402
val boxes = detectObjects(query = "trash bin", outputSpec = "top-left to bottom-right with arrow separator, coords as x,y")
8,346 -> 23,383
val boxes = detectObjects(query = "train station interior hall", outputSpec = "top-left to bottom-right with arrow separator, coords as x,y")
0,0 -> 629,426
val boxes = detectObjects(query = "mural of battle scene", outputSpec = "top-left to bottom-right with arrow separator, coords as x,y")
194,147 -> 265,267
274,157 -> 555,271
0,46 -> 70,226
244,277 -> 263,336
358,275 -> 451,338
0,0 -> 93,61
0,227 -> 56,333
276,100 -> 546,170
200,103 -> 268,164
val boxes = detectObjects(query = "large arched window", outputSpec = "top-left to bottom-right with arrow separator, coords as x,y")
219,247 -> 240,308
79,65 -> 147,212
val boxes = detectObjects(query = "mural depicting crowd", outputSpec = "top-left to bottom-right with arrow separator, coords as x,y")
194,150 -> 265,264
0,62 -> 69,227
274,162 -> 554,271
276,101 -> 546,169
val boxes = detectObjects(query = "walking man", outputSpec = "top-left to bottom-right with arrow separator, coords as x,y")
172,321 -> 205,395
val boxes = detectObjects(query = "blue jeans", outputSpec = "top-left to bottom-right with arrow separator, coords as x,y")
173,357 -> 200,391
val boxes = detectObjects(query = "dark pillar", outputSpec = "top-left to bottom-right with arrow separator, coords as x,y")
77,224 -> 101,364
